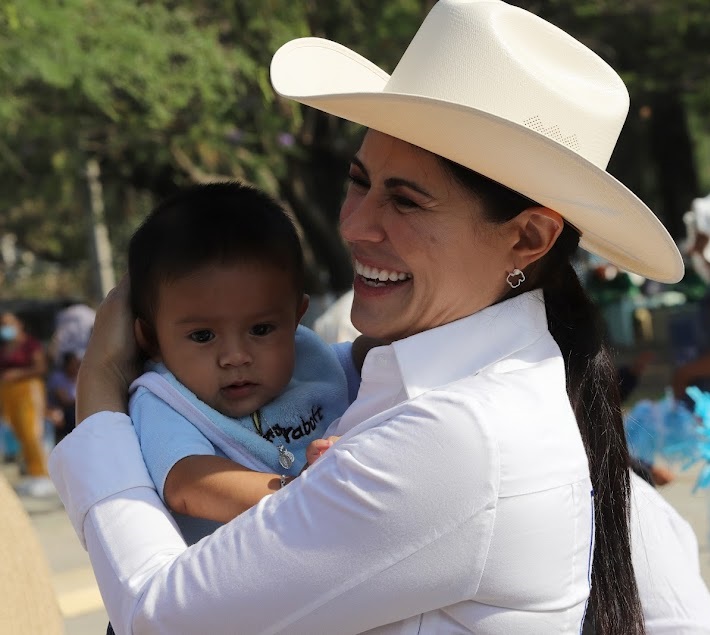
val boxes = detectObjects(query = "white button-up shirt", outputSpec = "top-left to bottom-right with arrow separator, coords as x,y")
51,290 -> 595,634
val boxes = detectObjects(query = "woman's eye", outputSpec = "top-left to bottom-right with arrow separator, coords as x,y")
347,173 -> 369,189
251,324 -> 275,337
189,330 -> 214,343
393,195 -> 419,210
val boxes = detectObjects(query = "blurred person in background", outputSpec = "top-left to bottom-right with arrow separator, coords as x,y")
313,289 -> 361,344
47,302 -> 96,367
46,349 -> 83,445
672,195 -> 710,399
0,312 -> 54,497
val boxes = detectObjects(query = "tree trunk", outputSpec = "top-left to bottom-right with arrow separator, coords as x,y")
282,111 -> 354,294
85,157 -> 116,302
648,92 -> 700,240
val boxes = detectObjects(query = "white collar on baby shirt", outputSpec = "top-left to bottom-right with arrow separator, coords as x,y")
364,289 -> 550,400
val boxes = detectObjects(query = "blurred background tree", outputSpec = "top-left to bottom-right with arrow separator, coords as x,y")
0,0 -> 708,304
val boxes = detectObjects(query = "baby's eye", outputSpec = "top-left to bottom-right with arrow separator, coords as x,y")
250,324 -> 275,337
189,330 -> 215,343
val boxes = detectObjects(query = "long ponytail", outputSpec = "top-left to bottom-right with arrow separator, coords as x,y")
541,226 -> 644,634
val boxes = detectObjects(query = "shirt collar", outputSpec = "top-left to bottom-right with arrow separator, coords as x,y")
370,289 -> 548,399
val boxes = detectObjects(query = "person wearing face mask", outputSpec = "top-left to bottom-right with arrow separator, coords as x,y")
0,312 -> 53,497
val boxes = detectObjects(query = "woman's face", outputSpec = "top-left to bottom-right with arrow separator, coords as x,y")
340,131 -> 514,341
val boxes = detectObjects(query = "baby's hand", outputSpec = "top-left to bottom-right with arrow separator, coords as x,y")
306,436 -> 341,465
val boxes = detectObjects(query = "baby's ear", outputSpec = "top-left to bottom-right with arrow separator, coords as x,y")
134,318 -> 161,361
296,294 -> 310,326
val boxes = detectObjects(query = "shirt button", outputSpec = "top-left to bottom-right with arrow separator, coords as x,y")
376,354 -> 390,368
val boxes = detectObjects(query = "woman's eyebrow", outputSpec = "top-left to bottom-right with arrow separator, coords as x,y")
383,177 -> 433,199
351,156 -> 434,198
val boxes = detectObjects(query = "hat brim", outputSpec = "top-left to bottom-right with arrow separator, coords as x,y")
272,38 -> 683,283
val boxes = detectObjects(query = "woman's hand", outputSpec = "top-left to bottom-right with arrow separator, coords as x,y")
305,436 -> 341,466
76,276 -> 144,423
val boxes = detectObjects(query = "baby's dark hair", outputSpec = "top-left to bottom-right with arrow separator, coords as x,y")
129,182 -> 305,328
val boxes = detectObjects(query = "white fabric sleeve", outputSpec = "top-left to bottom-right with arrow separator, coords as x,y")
630,472 -> 710,633
131,389 -> 217,501
48,413 -> 156,547
49,396 -> 498,635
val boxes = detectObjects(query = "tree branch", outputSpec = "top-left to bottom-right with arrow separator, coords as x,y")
170,143 -> 234,184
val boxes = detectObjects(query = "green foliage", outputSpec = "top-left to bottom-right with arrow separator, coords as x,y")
0,0 -> 245,295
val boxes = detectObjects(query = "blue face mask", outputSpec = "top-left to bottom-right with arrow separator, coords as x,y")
0,325 -> 18,342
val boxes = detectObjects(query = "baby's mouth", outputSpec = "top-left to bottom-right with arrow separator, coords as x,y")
221,381 -> 257,394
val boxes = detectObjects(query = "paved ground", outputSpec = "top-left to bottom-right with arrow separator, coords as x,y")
3,462 -> 109,635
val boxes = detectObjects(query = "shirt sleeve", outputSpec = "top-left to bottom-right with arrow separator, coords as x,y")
130,388 -> 217,501
49,392 -> 499,635
630,473 -> 710,633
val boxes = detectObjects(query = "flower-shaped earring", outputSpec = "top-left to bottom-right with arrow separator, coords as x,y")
506,268 -> 525,289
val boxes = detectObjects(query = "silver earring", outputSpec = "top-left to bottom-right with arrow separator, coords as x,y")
506,268 -> 525,289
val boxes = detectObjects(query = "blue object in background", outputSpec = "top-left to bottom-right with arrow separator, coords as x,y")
0,421 -> 20,461
625,400 -> 660,465
668,306 -> 708,367
624,391 -> 709,491
684,387 -> 710,492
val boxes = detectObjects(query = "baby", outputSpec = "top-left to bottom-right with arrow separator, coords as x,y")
128,182 -> 350,544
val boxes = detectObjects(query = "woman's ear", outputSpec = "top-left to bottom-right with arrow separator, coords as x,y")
134,318 -> 161,361
510,207 -> 564,270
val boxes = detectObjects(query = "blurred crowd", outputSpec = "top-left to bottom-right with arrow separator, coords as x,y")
0,304 -> 95,498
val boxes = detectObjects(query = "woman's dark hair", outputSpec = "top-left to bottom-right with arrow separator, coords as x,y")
129,181 -> 305,330
441,158 -> 644,635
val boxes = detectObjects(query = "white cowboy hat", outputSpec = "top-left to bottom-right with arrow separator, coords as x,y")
270,0 -> 683,283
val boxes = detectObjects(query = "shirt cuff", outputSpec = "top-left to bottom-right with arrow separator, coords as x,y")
48,412 -> 156,547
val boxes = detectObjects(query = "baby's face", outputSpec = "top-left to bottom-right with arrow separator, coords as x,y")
152,262 -> 307,419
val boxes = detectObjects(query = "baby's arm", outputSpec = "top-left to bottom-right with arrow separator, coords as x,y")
164,456 -> 287,523
131,388 -> 290,524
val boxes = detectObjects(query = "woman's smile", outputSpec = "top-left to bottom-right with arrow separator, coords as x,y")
354,259 -> 412,285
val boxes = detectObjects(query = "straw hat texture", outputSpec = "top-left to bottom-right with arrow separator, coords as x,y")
271,0 -> 683,283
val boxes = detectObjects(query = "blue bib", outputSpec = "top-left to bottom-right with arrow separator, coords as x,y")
129,325 -> 349,475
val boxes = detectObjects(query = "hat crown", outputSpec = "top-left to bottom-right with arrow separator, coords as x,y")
384,0 -> 629,169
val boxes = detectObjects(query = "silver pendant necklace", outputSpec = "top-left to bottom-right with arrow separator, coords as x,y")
251,410 -> 295,469
277,445 -> 295,470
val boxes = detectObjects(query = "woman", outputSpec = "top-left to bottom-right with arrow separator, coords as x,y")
50,2 -> 685,633
0,312 -> 53,497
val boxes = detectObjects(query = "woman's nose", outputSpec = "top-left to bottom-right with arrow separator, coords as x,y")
339,192 -> 385,243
